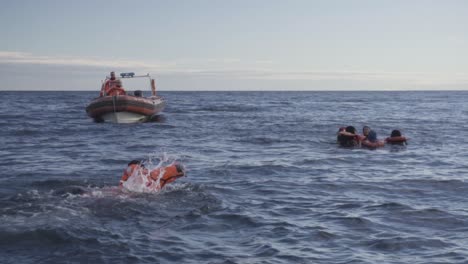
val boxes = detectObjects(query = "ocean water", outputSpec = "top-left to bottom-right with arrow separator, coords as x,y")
1,90 -> 468,263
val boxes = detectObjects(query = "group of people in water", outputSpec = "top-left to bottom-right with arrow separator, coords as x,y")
337,125 -> 407,148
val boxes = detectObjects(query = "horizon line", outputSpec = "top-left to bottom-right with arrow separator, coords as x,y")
2,89 -> 467,92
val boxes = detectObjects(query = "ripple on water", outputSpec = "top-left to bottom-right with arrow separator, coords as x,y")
365,236 -> 453,252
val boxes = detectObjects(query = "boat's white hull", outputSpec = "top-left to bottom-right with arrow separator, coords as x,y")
101,111 -> 150,123
86,95 -> 165,123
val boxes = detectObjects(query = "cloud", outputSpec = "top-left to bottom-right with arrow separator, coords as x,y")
0,51 -> 271,74
0,51 -> 160,69
1,51 -> 467,89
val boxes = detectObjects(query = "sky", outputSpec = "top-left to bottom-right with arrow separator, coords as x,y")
1,0 -> 467,91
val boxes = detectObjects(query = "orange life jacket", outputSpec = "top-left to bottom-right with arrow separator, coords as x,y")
148,164 -> 185,189
107,87 -> 126,96
120,163 -> 184,189
385,136 -> 407,145
100,80 -> 126,96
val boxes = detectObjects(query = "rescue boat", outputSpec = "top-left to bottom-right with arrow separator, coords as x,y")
86,72 -> 165,123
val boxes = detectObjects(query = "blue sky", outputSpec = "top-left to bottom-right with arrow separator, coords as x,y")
1,0 -> 467,90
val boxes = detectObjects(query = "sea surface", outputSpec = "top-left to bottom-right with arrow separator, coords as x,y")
1,91 -> 468,264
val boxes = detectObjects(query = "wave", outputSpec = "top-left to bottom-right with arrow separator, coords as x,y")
31,179 -> 91,188
194,104 -> 261,113
397,178 -> 468,188
0,228 -> 81,246
236,136 -> 283,145
365,236 -> 453,252
8,128 -> 41,137
364,202 -> 413,211
232,135 -> 317,145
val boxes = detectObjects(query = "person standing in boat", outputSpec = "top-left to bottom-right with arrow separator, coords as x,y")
100,71 -> 125,96
100,71 -> 114,96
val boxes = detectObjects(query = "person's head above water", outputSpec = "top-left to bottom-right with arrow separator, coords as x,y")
337,126 -> 359,147
367,130 -> 377,142
345,126 -> 356,134
363,126 -> 370,136
127,160 -> 141,166
390,130 -> 402,137
127,160 -> 145,168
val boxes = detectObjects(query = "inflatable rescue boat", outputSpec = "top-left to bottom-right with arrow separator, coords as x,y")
86,72 -> 165,123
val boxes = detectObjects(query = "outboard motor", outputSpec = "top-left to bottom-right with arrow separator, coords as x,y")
134,90 -> 143,97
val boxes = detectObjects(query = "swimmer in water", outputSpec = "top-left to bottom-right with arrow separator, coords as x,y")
120,160 -> 185,190
385,129 -> 408,145
337,126 -> 360,148
361,130 -> 385,149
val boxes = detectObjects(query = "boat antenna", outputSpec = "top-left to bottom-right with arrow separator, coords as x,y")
151,79 -> 157,96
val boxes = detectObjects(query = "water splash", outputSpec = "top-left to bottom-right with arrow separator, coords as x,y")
121,152 -> 185,194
